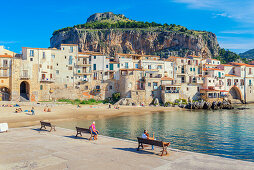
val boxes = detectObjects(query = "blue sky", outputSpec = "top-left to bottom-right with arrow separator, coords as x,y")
1,0 -> 254,54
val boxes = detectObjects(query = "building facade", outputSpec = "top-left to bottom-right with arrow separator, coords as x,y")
2,44 -> 254,104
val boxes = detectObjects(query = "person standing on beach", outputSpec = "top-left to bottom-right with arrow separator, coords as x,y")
31,107 -> 35,115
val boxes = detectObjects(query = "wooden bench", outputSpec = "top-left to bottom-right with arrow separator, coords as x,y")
137,137 -> 170,156
75,127 -> 95,140
40,121 -> 56,132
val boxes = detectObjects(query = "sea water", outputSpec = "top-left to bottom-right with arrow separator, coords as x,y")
56,105 -> 254,162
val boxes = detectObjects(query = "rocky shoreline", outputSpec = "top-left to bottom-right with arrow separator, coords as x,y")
181,100 -> 234,110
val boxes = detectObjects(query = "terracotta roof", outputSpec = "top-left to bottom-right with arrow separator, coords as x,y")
225,74 -> 238,77
220,64 -> 232,67
78,51 -> 104,56
61,44 -> 78,46
188,55 -> 201,58
116,53 -> 159,58
229,62 -> 254,67
200,89 -> 220,92
161,77 -> 174,81
0,55 -> 12,58
220,90 -> 229,92
203,68 -> 223,71
167,56 -> 185,59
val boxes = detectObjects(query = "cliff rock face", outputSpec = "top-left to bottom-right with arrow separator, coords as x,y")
50,28 -> 219,58
50,12 -> 219,58
86,12 -> 126,23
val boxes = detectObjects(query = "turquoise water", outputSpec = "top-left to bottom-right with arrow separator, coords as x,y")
56,105 -> 254,162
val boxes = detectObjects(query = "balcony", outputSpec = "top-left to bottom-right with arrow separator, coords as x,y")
77,61 -> 91,67
0,65 -> 9,70
165,90 -> 179,93
76,71 -> 92,75
20,74 -> 30,80
0,73 -> 9,78
40,78 -> 55,83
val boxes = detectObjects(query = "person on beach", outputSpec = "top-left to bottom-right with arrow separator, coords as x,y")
89,121 -> 99,140
44,106 -> 48,112
31,107 -> 35,115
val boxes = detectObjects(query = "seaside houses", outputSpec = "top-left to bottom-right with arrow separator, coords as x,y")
0,46 -> 15,101
1,44 -> 254,104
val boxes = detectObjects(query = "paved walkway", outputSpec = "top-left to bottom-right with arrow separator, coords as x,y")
0,127 -> 254,170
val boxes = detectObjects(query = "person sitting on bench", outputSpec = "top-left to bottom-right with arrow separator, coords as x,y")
89,121 -> 99,140
142,130 -> 154,140
142,130 -> 155,150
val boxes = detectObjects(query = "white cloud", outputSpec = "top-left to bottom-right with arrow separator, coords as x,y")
172,0 -> 254,23
0,41 -> 17,44
218,36 -> 254,50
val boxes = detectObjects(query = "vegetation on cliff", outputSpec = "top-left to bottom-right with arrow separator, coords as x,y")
214,48 -> 243,64
52,13 -> 208,36
239,49 -> 254,59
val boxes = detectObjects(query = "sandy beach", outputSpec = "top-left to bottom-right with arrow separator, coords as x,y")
0,102 -> 181,128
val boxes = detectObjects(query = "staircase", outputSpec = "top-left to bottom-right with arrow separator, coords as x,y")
20,93 -> 29,102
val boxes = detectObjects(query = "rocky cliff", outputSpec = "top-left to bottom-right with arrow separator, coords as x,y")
50,13 -> 219,58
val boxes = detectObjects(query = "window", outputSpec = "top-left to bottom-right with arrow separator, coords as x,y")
96,85 -> 100,89
40,85 -> 43,90
249,80 -> 252,86
157,65 -> 162,69
249,68 -> 252,74
148,65 -> 151,69
110,64 -> 114,70
68,66 -> 72,70
181,60 -> 184,63
148,82 -> 151,87
117,64 -> 120,68
51,55 -> 55,59
70,46 -> 73,53
30,58 -> 33,61
227,79 -> 231,86
93,64 -> 96,70
3,60 -> 8,67
78,70 -> 81,73
30,50 -> 34,57
190,68 -> 192,71
135,64 -> 139,69
153,82 -> 158,89
193,68 -> 195,71
125,62 -> 129,69
69,56 -> 73,65
109,86 -> 113,90
106,65 -> 108,68
43,52 -> 46,59
94,56 -> 96,59
56,70 -> 59,74
187,87 -> 189,91
64,84 -> 67,88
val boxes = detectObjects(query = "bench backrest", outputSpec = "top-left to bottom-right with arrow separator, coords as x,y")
40,121 -> 51,127
137,137 -> 164,147
76,127 -> 91,133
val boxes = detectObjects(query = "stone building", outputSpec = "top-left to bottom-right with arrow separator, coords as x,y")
2,44 -> 254,104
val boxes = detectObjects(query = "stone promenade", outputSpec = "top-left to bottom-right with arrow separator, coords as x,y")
0,127 -> 254,170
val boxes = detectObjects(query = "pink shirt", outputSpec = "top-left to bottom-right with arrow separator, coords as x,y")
90,124 -> 96,131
